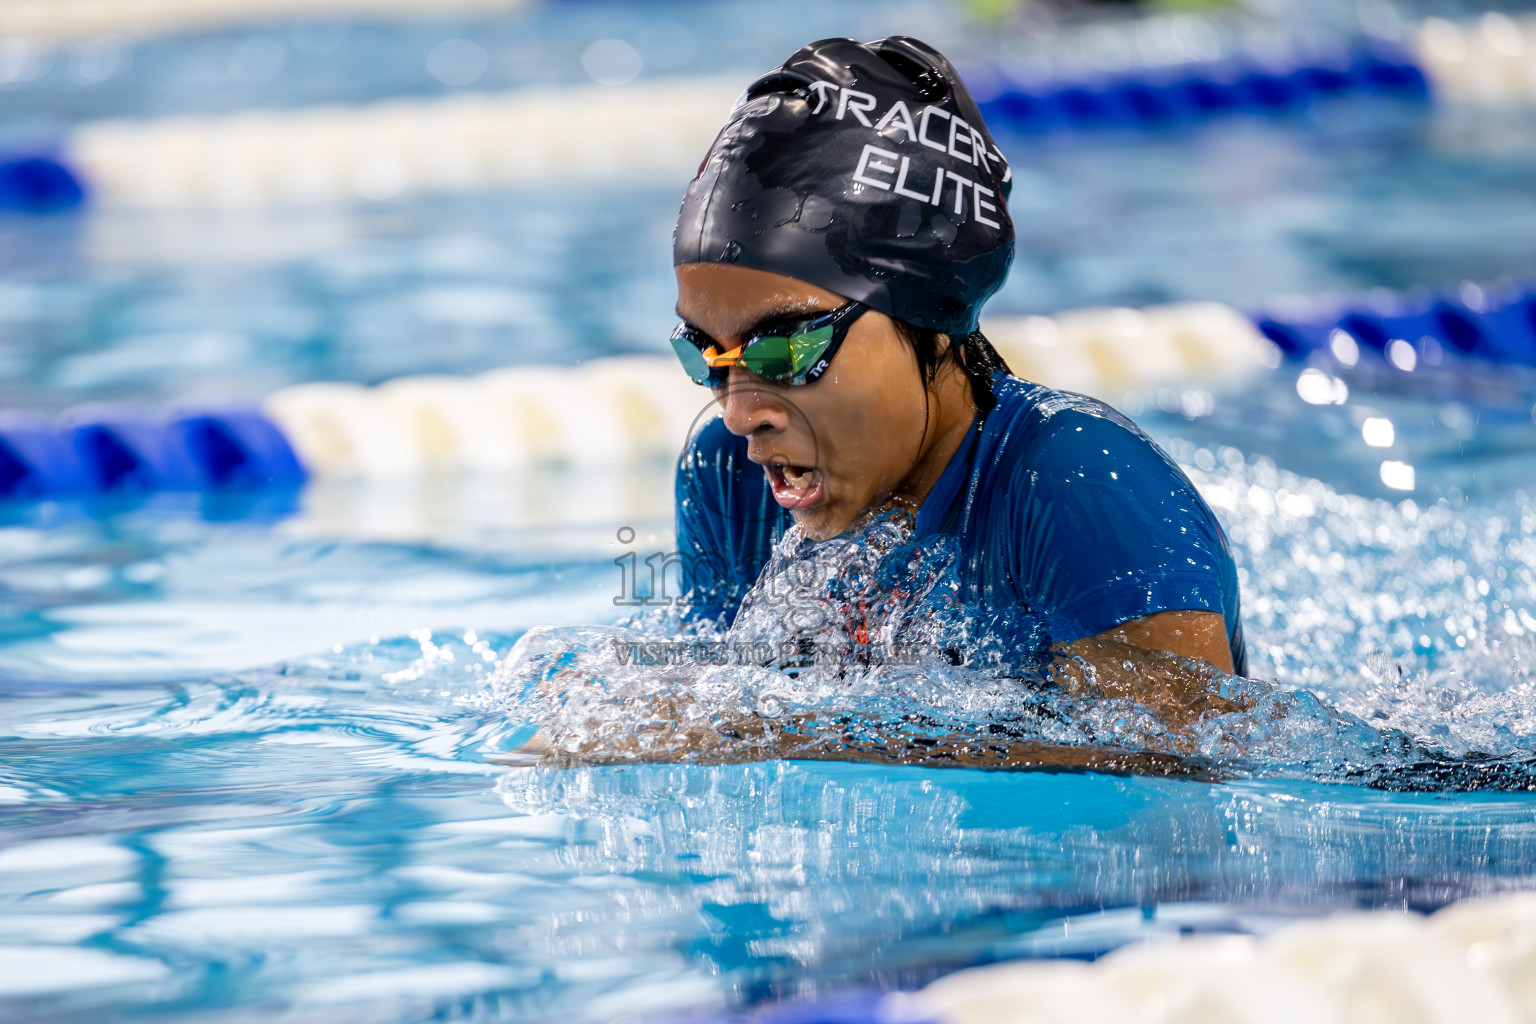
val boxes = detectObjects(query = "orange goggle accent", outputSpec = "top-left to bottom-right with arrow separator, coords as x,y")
701,345 -> 744,367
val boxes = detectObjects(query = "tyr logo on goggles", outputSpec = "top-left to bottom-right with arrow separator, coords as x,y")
670,300 -> 869,386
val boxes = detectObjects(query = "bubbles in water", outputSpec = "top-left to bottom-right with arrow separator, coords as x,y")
486,509 -> 1058,767
1173,438 -> 1536,779
727,507 -> 969,664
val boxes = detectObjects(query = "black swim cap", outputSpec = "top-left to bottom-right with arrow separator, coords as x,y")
675,37 -> 1014,338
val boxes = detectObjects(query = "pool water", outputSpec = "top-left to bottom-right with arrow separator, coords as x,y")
7,1 -> 1536,1020
6,367 -> 1536,1019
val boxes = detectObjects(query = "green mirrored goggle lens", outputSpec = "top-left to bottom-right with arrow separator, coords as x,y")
787,324 -> 834,378
740,324 -> 834,382
738,334 -> 794,379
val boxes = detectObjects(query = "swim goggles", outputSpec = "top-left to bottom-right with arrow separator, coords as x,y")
670,300 -> 869,387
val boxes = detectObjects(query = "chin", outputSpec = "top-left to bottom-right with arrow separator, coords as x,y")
791,506 -> 855,541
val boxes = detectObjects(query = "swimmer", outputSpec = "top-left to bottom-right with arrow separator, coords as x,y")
670,37 -> 1245,720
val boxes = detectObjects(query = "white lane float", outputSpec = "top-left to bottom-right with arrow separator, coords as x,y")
44,12 -> 1526,212
262,303 -> 1279,480
263,381 -> 426,479
1414,13 -> 1536,106
899,896 -> 1536,1024
985,301 -> 1278,403
0,0 -> 527,43
67,77 -> 742,209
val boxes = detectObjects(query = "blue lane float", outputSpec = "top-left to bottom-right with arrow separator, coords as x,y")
67,406 -> 200,493
0,155 -> 85,214
1255,283 -> 1536,368
174,411 -> 307,491
748,992 -> 933,1024
0,408 -> 304,501
975,42 -> 1430,134
0,416 -> 90,499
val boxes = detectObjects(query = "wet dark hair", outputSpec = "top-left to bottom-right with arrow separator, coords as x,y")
893,321 -> 1012,418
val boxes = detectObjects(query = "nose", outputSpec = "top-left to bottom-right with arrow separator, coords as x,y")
718,368 -> 790,437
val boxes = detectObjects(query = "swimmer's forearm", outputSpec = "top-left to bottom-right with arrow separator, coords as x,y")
1047,635 -> 1234,718
501,716 -> 1208,779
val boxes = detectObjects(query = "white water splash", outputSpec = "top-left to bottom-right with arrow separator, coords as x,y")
479,454 -> 1536,785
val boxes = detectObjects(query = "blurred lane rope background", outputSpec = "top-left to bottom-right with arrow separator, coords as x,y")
0,0 -> 532,43
1,0 -> 1535,518
17,13 -> 1536,214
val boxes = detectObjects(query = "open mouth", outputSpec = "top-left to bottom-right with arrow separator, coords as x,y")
766,462 -> 824,511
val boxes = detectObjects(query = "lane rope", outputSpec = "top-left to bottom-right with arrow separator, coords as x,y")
881,895 -> 1536,1024
15,14 -> 1526,212
0,0 -> 527,43
59,77 -> 741,210
262,303 -> 1278,480
6,271 -> 1536,499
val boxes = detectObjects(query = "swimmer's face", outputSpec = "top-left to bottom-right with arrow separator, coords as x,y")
675,262 -> 935,540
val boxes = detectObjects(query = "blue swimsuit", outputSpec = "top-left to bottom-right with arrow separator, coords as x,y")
674,374 -> 1246,674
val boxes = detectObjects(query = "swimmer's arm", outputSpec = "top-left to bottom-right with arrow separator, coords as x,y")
1048,610 -> 1236,716
1097,609 -> 1234,673
502,707 -> 1207,778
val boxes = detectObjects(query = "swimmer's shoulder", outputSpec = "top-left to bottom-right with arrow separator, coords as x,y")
986,374 -> 1161,466
985,375 -> 1213,526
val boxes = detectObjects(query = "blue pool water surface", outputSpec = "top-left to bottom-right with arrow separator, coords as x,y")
6,1 -> 1536,1020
